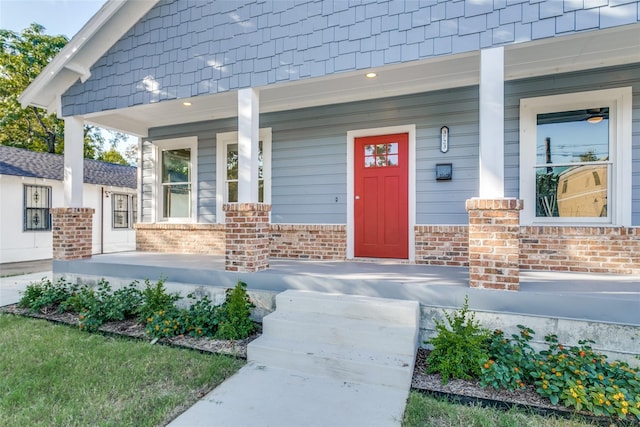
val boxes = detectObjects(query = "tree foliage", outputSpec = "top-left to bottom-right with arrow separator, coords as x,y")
0,24 -> 67,153
0,24 -> 132,163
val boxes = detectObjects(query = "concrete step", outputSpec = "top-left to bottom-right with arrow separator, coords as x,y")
247,336 -> 415,389
261,310 -> 417,356
274,289 -> 420,325
248,290 -> 420,390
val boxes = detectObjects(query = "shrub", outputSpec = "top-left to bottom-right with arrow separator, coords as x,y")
145,308 -> 186,339
425,296 -> 491,384
216,281 -> 255,340
137,278 -> 180,323
18,278 -> 73,312
481,325 -> 537,391
529,335 -> 640,420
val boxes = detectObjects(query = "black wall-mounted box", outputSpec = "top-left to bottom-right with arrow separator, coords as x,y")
436,163 -> 452,181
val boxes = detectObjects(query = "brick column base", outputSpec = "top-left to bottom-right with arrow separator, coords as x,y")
223,203 -> 271,272
51,207 -> 95,260
465,198 -> 523,291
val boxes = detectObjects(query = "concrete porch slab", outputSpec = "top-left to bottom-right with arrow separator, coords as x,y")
53,252 -> 640,326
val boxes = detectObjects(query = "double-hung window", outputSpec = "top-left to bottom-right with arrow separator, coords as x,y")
24,184 -> 51,231
216,128 -> 271,222
154,136 -> 197,222
519,87 -> 632,226
112,194 -> 137,229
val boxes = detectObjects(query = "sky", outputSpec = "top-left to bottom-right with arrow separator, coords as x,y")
0,0 -> 106,38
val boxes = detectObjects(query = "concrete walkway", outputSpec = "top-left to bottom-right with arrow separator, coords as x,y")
0,271 -> 52,307
168,363 -> 408,427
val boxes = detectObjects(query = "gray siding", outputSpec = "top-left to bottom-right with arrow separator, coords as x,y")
504,63 -> 640,225
61,0 -> 640,116
143,63 -> 640,226
144,118 -> 237,223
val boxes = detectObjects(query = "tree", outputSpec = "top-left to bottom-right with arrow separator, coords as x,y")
0,24 -> 67,153
98,145 -> 130,166
0,23 -> 124,161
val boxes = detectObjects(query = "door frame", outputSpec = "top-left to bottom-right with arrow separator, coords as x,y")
346,124 -> 416,261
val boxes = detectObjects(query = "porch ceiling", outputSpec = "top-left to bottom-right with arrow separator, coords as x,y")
83,24 -> 640,137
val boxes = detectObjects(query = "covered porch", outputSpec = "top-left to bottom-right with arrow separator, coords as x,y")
54,251 -> 640,326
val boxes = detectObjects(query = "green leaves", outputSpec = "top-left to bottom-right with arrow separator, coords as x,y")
425,296 -> 490,384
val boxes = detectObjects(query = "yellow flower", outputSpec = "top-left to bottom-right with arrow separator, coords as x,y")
556,372 -> 561,377
155,325 -> 159,331
621,408 -> 628,415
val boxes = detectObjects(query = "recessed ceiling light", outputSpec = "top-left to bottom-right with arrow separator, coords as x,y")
183,101 -> 192,106
587,116 -> 603,124
365,72 -> 377,78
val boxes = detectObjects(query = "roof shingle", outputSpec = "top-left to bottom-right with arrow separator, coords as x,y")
0,146 -> 136,189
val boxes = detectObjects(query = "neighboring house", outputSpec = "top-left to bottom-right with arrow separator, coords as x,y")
18,0 -> 640,289
0,146 -> 137,263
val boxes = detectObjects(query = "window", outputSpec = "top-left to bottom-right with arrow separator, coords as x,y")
112,194 -> 136,229
216,128 -> 271,222
154,137 -> 197,222
24,185 -> 51,231
519,87 -> 632,226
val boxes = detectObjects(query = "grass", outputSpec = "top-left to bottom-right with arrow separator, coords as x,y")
403,391 -> 599,427
0,313 -> 244,427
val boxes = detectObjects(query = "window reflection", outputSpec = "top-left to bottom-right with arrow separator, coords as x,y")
535,108 -> 609,218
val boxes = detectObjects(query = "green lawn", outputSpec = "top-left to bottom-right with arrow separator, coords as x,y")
0,313 -> 244,427
403,391 -> 599,427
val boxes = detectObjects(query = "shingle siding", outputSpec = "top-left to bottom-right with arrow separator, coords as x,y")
61,0 -> 640,116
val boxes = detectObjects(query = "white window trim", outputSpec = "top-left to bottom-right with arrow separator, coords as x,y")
110,192 -> 137,230
216,128 -> 272,223
153,136 -> 198,223
346,124 -> 416,261
519,87 -> 632,226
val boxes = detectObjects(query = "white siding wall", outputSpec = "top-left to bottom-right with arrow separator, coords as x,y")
0,175 -> 136,263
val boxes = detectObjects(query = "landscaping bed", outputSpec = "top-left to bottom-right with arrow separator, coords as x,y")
1,304 -> 258,359
4,278 -> 639,426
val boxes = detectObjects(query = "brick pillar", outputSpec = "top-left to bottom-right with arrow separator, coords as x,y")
223,203 -> 271,272
51,207 -> 95,260
465,198 -> 523,291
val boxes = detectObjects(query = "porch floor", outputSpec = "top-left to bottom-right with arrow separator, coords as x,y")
54,252 -> 640,326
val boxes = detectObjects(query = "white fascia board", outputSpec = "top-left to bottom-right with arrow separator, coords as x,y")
19,0 -> 159,115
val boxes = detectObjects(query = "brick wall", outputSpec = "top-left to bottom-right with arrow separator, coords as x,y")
466,199 -> 523,291
224,203 -> 271,272
270,224 -> 346,260
415,225 -> 469,266
520,226 -> 640,275
135,223 -> 226,254
51,207 -> 95,260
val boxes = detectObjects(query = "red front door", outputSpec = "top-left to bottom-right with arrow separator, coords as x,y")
354,133 -> 408,259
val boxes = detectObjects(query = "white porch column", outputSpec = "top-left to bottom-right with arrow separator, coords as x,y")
64,116 -> 85,207
479,47 -> 504,198
237,88 -> 260,203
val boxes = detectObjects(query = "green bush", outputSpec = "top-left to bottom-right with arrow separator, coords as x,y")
216,281 -> 255,340
480,325 -> 537,391
137,278 -> 180,323
425,296 -> 490,384
529,335 -> 640,420
18,278 -> 73,312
